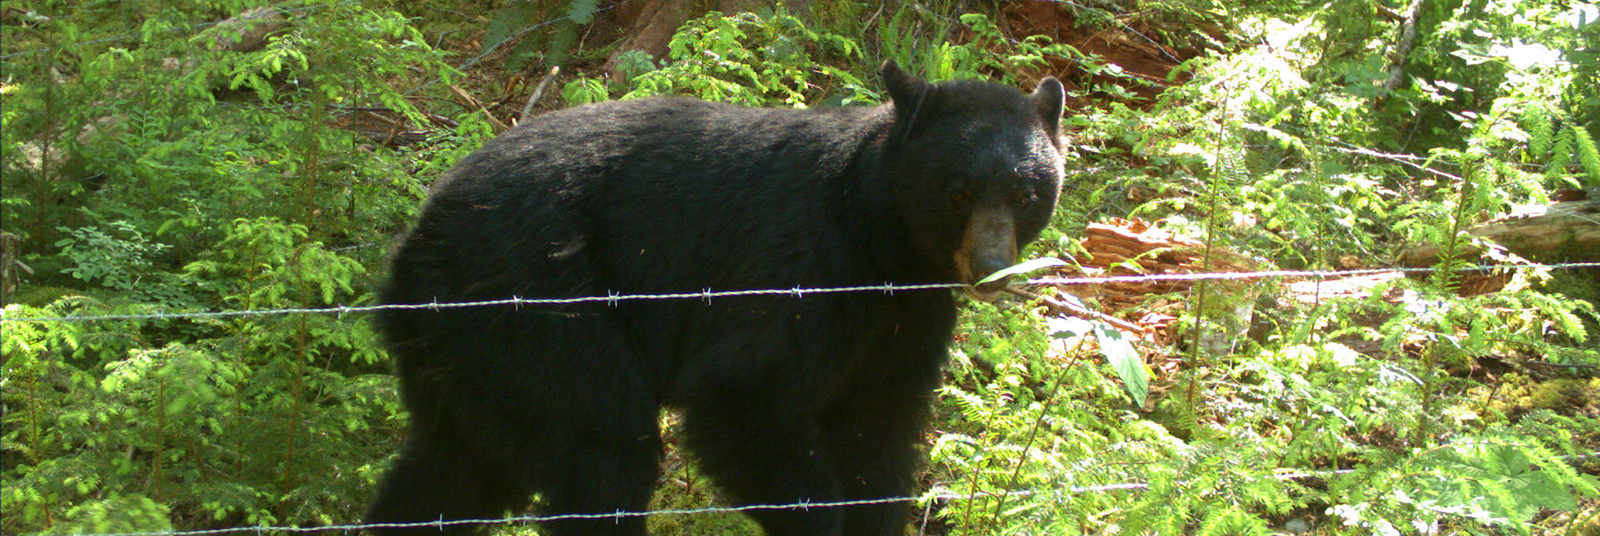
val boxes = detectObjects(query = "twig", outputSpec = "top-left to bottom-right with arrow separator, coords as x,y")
1523,361 -> 1600,370
968,357 -> 1052,402
363,110 -> 402,146
1005,287 -> 1146,335
518,66 -> 561,125
425,111 -> 458,129
449,84 -> 510,131
861,2 -> 887,33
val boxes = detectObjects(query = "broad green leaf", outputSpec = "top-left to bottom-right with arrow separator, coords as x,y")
1095,325 -> 1148,406
1053,291 -> 1089,310
1047,316 -> 1095,339
975,257 -> 1068,285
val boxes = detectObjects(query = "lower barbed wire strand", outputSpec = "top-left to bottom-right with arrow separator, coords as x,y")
22,467 -> 1388,536
30,450 -> 1592,536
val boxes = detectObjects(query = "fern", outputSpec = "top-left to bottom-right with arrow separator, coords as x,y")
1329,435 -> 1600,534
1522,104 -> 1553,159
1195,509 -> 1274,536
482,1 -> 541,54
1535,104 -> 1600,188
542,23 -> 578,67
621,9 -> 866,107
566,0 -> 600,24
1572,125 -> 1600,186
1546,125 -> 1577,185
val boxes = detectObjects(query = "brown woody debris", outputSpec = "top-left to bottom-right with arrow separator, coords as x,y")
1049,218 -> 1258,345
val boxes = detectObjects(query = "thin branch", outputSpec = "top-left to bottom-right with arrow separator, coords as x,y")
517,66 -> 561,126
1006,287 -> 1146,335
449,84 -> 511,132
1379,0 -> 1424,102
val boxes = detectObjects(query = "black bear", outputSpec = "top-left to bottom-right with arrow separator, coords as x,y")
365,61 -> 1065,536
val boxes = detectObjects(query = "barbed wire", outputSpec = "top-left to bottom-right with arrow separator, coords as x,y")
5,262 -> 1597,324
18,435 -> 1594,536
1239,123 -> 1471,181
39,469 -> 1357,536
10,7 -> 1594,536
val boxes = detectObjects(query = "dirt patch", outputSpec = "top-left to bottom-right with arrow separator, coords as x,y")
994,2 -> 1200,106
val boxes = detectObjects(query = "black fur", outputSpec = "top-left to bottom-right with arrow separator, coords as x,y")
366,62 -> 1066,536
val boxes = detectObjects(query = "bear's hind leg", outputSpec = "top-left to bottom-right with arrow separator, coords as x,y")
681,401 -> 844,536
820,324 -> 950,536
365,419 -> 528,536
530,381 -> 661,536
531,431 -> 660,536
818,382 -> 932,536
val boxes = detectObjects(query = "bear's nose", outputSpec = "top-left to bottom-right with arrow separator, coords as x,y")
966,254 -> 1017,297
960,207 -> 1018,288
972,256 -> 1013,292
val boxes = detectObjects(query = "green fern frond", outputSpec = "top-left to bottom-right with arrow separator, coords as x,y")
1525,441 -> 1600,498
1522,104 -> 1554,159
566,0 -> 600,24
1196,508 -> 1274,536
1572,125 -> 1600,186
1548,126 -> 1579,187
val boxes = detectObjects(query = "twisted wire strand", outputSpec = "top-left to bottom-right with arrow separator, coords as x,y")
6,263 -> 1598,324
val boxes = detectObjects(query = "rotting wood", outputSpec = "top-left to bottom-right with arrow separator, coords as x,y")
1036,218 -> 1261,346
1400,198 -> 1600,266
209,7 -> 288,52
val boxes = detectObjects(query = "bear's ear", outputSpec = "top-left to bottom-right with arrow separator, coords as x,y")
882,60 -> 929,105
1031,77 -> 1065,141
882,60 -> 932,141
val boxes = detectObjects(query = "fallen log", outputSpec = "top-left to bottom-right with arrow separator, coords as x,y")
1044,218 -> 1262,353
209,7 -> 287,53
1401,197 -> 1600,266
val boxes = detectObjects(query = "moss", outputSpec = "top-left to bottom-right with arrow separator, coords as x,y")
1494,374 -> 1600,416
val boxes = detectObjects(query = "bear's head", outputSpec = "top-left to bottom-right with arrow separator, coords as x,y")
879,61 -> 1066,301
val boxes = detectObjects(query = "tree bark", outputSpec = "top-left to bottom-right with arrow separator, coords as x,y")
601,0 -> 811,79
1377,0 -> 1424,107
602,0 -> 695,78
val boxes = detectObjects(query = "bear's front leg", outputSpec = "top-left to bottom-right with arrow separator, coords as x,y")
819,324 -> 949,536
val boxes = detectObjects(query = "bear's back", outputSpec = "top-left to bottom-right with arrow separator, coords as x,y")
433,98 -> 888,203
386,97 -> 897,305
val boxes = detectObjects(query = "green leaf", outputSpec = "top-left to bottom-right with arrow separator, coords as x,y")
567,0 -> 600,24
975,257 -> 1067,285
1095,325 -> 1148,406
1047,316 -> 1095,339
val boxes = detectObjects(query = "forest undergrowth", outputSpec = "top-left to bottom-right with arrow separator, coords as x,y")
3,0 -> 1598,534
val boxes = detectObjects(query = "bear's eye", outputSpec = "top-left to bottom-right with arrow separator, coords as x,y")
1015,191 -> 1037,206
950,190 -> 972,207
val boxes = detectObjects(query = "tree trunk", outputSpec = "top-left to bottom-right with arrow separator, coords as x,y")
602,0 -> 695,78
601,0 -> 810,79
